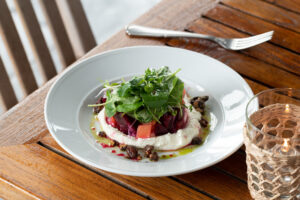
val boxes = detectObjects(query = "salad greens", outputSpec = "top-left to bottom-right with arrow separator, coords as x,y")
90,66 -> 184,123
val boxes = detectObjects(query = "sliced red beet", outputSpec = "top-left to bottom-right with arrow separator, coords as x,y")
114,113 -> 131,134
161,113 -> 176,133
113,113 -> 138,136
105,114 -> 137,136
105,108 -> 188,137
106,116 -> 118,128
154,123 -> 168,136
175,108 -> 189,130
128,121 -> 138,137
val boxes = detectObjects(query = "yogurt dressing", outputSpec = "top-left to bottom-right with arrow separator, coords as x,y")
97,96 -> 202,150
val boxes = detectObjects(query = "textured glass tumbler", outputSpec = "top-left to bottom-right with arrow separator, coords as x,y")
244,88 -> 300,200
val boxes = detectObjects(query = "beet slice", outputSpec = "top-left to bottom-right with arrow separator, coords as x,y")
105,108 -> 189,137
175,108 -> 188,130
106,116 -> 118,128
128,120 -> 138,137
154,123 -> 168,136
114,113 -> 131,134
161,113 -> 176,133
112,113 -> 138,136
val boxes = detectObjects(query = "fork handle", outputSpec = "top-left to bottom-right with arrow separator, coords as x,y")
126,25 -> 212,39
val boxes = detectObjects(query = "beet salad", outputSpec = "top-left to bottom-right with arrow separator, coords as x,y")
89,66 -> 209,161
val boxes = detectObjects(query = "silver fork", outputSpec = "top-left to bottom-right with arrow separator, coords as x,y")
125,25 -> 274,50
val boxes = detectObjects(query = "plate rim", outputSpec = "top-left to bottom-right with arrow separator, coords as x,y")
44,45 -> 253,177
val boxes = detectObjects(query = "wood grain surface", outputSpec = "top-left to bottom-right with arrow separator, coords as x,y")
39,134 -> 252,200
176,168 -> 252,200
0,176 -> 39,200
223,0 -> 300,33
167,38 -> 300,88
189,17 -> 300,75
40,141 -> 213,200
205,4 -> 300,53
270,0 -> 300,14
0,144 -> 145,200
0,57 -> 17,111
55,0 -> 96,58
215,150 -> 247,181
39,0 -> 76,67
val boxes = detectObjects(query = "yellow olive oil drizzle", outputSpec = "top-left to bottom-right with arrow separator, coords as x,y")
90,115 -> 111,145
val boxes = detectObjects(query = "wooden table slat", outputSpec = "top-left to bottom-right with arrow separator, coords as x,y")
40,133 -> 250,199
0,176 -> 40,200
0,57 -> 18,111
222,0 -> 300,33
55,0 -> 97,58
0,144 -> 145,200
244,78 -> 269,95
39,134 -> 213,200
265,0 -> 300,14
39,0 -> 76,67
215,151 -> 247,181
14,0 -> 57,81
204,4 -> 300,54
188,17 -> 300,75
0,0 -> 38,96
175,167 -> 252,200
41,134 -> 254,200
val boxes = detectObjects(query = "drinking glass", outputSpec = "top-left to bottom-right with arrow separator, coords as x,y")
244,88 -> 300,200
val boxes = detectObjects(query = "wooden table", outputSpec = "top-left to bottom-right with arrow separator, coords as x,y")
1,0 -> 299,199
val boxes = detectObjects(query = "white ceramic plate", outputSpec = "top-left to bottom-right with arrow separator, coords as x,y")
45,46 -> 253,177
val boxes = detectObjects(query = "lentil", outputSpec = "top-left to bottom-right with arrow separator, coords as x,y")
126,146 -> 138,159
199,118 -> 208,128
149,152 -> 159,161
97,131 -> 106,137
191,137 -> 202,145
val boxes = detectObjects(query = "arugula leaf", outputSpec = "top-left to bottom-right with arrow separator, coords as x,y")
117,83 -> 131,97
141,91 -> 169,108
120,96 -> 140,104
168,78 -> 184,106
132,109 -> 153,123
105,90 -> 117,117
148,106 -> 168,122
144,82 -> 154,93
116,102 -> 143,113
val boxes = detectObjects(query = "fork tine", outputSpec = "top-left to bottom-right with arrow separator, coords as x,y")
233,35 -> 273,50
235,31 -> 274,44
235,34 -> 273,47
238,35 -> 272,47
